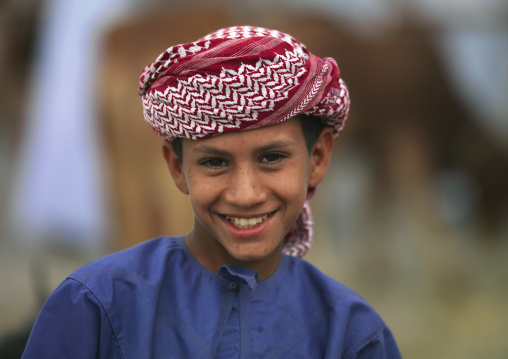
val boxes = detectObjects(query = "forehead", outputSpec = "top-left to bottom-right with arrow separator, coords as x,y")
182,117 -> 304,153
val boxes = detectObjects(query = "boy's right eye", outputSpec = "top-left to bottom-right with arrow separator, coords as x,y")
201,158 -> 228,168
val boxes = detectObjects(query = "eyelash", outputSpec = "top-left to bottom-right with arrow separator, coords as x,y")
201,158 -> 228,169
260,153 -> 287,164
199,152 -> 288,169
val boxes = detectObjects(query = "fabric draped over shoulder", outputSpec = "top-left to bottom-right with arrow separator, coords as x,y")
138,26 -> 351,257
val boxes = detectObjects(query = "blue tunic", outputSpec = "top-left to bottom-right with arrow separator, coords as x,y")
22,236 -> 401,358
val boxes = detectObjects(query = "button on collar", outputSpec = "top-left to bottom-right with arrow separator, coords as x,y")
219,265 -> 258,290
228,282 -> 239,291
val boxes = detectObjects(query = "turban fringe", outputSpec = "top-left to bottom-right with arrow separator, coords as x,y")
138,26 -> 350,257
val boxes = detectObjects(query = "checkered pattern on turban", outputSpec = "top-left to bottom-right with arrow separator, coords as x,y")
138,26 -> 350,257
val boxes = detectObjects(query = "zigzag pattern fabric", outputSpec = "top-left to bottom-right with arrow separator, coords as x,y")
138,26 -> 351,257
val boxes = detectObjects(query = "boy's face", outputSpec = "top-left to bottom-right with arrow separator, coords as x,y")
163,118 -> 333,277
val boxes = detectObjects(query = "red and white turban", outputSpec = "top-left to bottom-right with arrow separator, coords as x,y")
138,26 -> 350,257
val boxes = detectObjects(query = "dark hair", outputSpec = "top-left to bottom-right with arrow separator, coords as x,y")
169,114 -> 326,162
298,114 -> 326,153
170,137 -> 183,162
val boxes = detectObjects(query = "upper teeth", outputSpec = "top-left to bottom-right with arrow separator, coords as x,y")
225,215 -> 269,229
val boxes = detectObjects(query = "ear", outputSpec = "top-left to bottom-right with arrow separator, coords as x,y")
162,140 -> 189,194
308,128 -> 334,188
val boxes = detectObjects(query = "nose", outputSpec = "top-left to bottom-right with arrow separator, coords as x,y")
224,164 -> 266,208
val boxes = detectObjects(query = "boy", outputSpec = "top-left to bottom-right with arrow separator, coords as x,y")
22,26 -> 402,358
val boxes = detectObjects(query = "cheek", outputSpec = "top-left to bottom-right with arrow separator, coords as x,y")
187,177 -> 221,211
188,183 -> 209,204
270,165 -> 309,202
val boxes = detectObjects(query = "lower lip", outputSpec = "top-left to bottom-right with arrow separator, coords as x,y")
221,214 -> 273,238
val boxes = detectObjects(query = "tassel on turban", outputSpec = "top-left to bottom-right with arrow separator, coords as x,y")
138,26 -> 350,257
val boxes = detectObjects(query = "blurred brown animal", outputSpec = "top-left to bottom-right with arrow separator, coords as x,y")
101,5 -> 508,295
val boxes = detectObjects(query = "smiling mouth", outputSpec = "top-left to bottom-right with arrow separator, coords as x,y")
224,214 -> 270,229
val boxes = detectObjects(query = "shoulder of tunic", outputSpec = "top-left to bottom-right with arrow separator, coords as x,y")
68,236 -> 187,290
284,255 -> 366,302
283,255 -> 395,357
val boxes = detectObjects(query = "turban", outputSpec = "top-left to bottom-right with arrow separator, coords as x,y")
138,26 -> 350,257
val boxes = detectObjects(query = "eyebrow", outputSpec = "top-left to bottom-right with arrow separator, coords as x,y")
192,146 -> 229,157
256,141 -> 296,153
192,141 -> 296,156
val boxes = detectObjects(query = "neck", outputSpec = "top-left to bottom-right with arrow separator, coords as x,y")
184,232 -> 283,280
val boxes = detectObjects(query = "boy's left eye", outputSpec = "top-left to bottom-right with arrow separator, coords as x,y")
260,153 -> 286,164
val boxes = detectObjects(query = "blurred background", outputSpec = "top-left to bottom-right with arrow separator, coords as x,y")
1,0 -> 507,357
